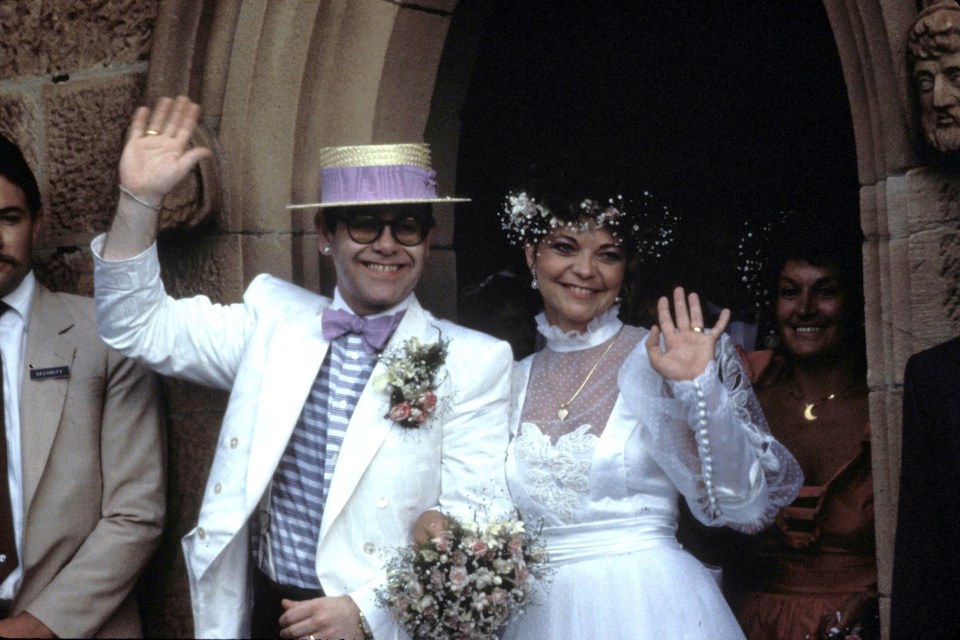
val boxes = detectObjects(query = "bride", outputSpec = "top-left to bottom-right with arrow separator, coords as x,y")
497,190 -> 802,639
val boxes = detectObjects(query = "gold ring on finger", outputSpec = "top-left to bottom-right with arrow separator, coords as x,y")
144,129 -> 160,136
691,326 -> 703,332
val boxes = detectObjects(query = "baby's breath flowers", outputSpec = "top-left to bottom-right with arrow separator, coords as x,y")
499,189 -> 679,265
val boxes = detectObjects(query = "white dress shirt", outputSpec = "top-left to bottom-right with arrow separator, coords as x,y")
0,271 -> 36,600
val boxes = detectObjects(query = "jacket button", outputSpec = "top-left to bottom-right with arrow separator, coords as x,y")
229,437 -> 239,449
363,542 -> 375,555
213,482 -> 222,495
198,527 -> 206,540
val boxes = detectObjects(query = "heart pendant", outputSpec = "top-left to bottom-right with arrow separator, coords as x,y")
557,407 -> 569,421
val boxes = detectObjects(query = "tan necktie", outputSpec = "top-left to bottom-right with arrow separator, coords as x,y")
0,303 -> 18,584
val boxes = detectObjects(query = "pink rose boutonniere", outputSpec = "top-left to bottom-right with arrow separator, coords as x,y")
373,333 -> 450,429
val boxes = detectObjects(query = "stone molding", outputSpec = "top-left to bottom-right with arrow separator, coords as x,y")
825,3 -> 960,636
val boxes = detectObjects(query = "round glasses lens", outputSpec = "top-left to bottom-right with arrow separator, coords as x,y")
347,216 -> 381,244
394,218 -> 424,246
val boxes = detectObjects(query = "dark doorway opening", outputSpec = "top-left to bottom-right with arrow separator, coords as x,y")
453,1 -> 858,359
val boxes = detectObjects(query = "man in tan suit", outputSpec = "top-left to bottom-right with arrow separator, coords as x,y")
0,134 -> 165,638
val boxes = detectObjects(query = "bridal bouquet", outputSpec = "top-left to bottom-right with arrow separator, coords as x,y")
377,516 -> 550,640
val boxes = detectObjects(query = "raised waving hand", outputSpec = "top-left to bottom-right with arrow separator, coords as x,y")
104,96 -> 211,260
646,287 -> 730,381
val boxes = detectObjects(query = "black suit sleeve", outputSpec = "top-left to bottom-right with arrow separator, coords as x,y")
891,346 -> 960,639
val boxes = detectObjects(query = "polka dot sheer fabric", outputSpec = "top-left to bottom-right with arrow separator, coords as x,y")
508,308 -> 802,532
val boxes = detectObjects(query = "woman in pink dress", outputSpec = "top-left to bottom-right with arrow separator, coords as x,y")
736,241 -> 878,640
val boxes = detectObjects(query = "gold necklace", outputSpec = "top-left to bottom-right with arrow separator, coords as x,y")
557,329 -> 621,421
787,381 -> 858,422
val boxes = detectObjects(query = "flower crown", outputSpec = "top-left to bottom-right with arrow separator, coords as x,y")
499,190 -> 679,263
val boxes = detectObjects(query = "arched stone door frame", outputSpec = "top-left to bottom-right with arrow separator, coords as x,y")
145,1 -> 953,636
824,2 -> 960,630
145,0 -> 464,318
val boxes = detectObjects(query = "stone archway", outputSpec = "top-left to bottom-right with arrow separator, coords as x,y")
138,1 -> 468,634
48,1 -> 960,637
1,1 -> 947,636
823,1 -> 960,632
144,0 -> 464,313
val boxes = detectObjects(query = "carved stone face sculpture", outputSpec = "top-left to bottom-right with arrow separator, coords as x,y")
909,3 -> 960,153
914,50 -> 960,152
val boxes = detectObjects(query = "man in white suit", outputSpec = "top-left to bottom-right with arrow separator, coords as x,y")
93,97 -> 513,639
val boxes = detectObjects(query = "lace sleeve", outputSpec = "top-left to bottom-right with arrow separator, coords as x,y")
617,333 -> 802,532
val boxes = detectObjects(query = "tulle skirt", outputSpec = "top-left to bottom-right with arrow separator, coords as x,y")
501,517 -> 745,640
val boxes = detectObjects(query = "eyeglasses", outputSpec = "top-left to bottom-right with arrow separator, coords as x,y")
343,215 -> 429,246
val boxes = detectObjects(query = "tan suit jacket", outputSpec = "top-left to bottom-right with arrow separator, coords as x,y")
8,284 -> 165,638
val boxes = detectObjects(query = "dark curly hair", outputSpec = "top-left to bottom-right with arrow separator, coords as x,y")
0,134 -> 41,218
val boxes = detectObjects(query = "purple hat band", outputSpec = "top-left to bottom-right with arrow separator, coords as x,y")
320,165 -> 438,204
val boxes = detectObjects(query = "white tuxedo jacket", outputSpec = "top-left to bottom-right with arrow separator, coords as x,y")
93,242 -> 513,639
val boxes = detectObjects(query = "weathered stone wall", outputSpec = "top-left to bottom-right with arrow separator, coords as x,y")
0,1 -> 154,289
0,3 -> 227,637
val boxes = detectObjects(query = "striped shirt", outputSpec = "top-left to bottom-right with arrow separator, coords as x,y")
259,331 -> 378,588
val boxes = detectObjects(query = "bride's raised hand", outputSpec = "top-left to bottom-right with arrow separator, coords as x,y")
646,287 -> 730,381
118,95 -> 212,206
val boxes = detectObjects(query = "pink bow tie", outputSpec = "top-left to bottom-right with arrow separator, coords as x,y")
321,307 -> 404,354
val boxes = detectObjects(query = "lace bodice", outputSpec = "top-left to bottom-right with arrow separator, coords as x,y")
512,423 -> 596,521
506,309 -> 803,532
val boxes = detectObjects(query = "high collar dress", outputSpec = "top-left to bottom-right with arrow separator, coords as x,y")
501,309 -> 803,640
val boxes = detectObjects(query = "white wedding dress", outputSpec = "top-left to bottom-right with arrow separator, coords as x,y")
502,309 -> 802,640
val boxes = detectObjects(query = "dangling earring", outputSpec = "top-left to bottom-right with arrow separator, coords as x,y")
321,245 -> 331,255
530,268 -> 539,290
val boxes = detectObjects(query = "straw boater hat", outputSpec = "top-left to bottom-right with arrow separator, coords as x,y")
286,142 -> 470,209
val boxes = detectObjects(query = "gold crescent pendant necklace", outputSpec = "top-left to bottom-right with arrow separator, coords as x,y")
789,380 -> 858,422
803,401 -> 825,422
557,328 -> 621,421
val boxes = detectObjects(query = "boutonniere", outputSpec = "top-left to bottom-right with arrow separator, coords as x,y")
373,333 -> 450,429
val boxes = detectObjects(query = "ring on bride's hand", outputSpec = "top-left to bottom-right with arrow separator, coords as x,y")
144,129 -> 160,136
691,326 -> 703,332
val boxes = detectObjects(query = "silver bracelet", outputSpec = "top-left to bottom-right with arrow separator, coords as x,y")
118,184 -> 162,211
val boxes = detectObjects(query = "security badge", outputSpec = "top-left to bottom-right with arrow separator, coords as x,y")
29,366 -> 70,380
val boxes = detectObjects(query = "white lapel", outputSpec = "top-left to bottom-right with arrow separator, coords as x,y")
245,308 -> 331,506
319,300 -> 430,541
